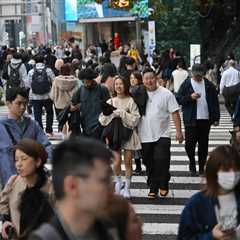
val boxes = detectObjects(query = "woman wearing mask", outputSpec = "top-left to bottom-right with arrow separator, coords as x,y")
0,139 -> 54,239
99,75 -> 141,199
178,145 -> 240,240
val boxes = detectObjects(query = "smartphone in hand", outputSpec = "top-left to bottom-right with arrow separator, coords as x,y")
196,92 -> 201,98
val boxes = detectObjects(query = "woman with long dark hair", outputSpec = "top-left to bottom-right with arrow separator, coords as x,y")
0,139 -> 54,239
99,75 -> 141,199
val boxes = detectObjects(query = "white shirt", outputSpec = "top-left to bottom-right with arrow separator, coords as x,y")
172,68 -> 189,93
138,87 -> 180,143
191,78 -> 209,120
220,66 -> 240,94
217,192 -> 238,231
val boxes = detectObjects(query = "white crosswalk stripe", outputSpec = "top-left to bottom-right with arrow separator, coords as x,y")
0,105 -> 232,240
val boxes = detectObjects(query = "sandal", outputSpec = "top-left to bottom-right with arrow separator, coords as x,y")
159,189 -> 169,197
148,192 -> 157,199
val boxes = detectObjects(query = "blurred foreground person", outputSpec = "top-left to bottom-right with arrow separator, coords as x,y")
30,137 -> 115,240
105,195 -> 143,240
0,139 -> 54,239
178,145 -> 240,240
0,87 -> 52,185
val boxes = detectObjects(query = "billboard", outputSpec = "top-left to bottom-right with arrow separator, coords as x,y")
65,0 -> 149,21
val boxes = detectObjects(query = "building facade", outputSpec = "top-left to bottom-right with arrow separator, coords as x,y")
0,0 -> 59,47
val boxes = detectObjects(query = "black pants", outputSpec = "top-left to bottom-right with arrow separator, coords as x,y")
32,99 -> 54,133
142,137 -> 171,191
185,120 -> 211,172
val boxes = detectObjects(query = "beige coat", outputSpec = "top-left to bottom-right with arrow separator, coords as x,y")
0,175 -> 54,235
50,75 -> 79,109
99,96 -> 141,150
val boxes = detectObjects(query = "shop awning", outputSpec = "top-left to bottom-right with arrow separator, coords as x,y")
78,16 -> 137,23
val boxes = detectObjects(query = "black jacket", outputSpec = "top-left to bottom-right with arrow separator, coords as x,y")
176,78 -> 220,126
71,83 -> 110,137
131,84 -> 148,116
57,105 -> 81,135
101,117 -> 133,151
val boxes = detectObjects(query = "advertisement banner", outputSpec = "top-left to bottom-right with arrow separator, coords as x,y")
65,0 -> 149,21
148,21 -> 156,64
190,44 -> 201,67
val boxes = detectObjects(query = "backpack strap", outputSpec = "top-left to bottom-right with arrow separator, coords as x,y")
3,118 -> 30,145
3,124 -> 17,145
31,223 -> 62,240
9,63 -> 22,71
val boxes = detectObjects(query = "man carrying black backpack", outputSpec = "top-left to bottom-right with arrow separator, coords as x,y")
2,53 -> 28,89
26,55 -> 55,137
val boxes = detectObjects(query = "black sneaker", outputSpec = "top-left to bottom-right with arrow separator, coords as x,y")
133,167 -> 142,175
189,164 -> 197,176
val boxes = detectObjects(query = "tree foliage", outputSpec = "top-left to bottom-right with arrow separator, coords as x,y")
151,0 -> 240,65
194,0 -> 240,65
151,0 -> 200,64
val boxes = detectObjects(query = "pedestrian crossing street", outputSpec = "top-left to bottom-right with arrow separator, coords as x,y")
0,105 -> 232,240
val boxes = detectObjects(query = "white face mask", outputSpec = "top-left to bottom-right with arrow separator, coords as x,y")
217,171 -> 240,191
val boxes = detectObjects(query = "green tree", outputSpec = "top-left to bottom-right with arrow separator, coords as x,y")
194,0 -> 240,65
151,0 -> 240,65
150,0 -> 200,64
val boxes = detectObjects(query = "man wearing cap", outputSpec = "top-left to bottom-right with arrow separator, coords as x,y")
71,68 -> 110,139
177,64 -> 220,176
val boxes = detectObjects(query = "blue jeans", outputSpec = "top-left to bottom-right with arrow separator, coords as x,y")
32,99 -> 54,133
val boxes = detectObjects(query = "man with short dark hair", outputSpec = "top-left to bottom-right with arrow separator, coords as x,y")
177,64 -> 220,176
0,87 -> 52,185
29,137 -> 114,240
132,68 -> 183,199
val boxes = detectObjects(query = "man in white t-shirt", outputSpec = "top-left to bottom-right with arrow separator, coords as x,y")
136,68 -> 184,199
177,64 -> 220,176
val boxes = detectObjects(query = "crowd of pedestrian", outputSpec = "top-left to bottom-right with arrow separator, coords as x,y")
0,42 -> 239,239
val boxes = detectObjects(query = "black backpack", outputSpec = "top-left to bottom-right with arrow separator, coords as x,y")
8,64 -> 22,87
31,67 -> 51,95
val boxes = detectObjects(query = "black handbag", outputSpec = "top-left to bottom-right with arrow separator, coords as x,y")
102,118 -> 133,151
101,101 -> 117,116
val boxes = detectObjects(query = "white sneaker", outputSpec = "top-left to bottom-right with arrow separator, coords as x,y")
122,187 -> 131,199
115,182 -> 122,195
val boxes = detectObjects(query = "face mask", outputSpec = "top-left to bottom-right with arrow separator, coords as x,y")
217,171 -> 240,191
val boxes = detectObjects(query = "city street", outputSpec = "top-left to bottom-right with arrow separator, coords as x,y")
0,103 -> 232,240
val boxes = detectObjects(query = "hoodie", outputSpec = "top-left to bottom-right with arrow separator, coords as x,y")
50,75 -> 78,109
